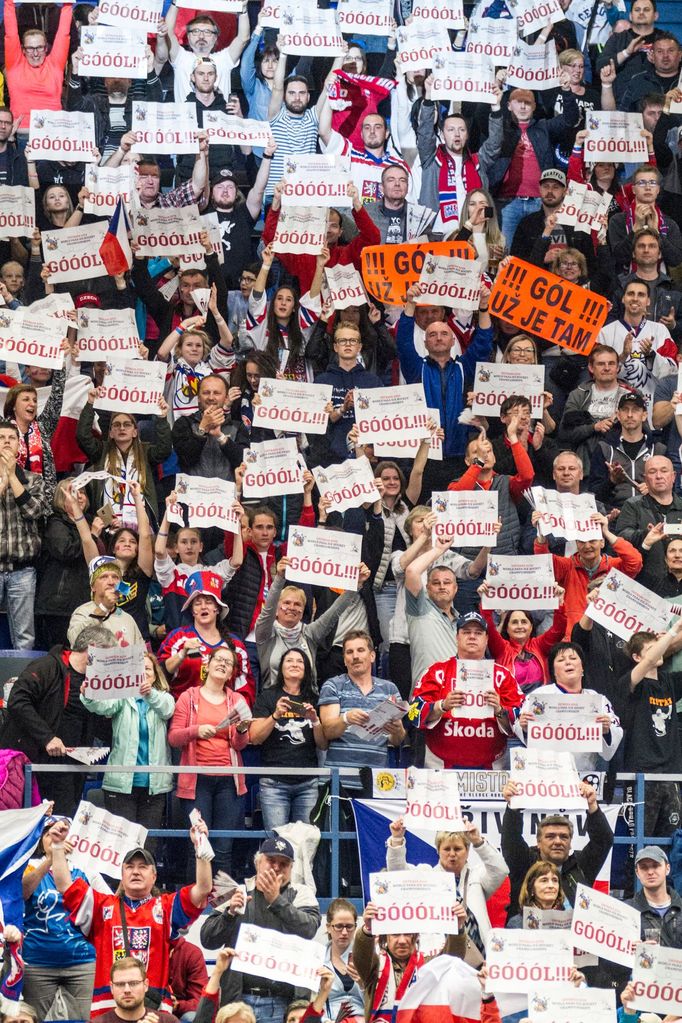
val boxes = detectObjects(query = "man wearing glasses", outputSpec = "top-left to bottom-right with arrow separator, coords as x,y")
609,164 -> 682,273
156,7 -> 251,107
99,958 -> 178,1023
4,0 -> 74,141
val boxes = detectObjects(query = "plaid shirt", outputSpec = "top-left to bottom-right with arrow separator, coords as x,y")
0,467 -> 50,571
150,180 -> 201,210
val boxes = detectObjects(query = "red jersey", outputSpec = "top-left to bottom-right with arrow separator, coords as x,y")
410,658 -> 522,768
63,877 -> 203,1017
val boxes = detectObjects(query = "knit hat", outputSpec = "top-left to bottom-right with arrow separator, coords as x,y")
89,555 -> 121,589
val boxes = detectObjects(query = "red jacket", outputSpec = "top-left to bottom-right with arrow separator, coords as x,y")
533,536 -> 643,637
168,937 -> 208,1017
481,606 -> 567,682
261,204 -> 380,293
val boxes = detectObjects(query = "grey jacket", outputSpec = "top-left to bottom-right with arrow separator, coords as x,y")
365,199 -> 435,242
416,99 -> 488,231
558,382 -> 632,473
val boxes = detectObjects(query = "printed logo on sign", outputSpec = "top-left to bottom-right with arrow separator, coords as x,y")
376,771 -> 397,792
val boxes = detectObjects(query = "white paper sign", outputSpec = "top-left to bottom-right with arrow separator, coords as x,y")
397,23 -> 452,72
531,487 -> 601,541
631,942 -> 682,1016
281,157 -> 351,208
98,0 -> 162,33
585,111 -> 647,163
273,206 -> 327,255
374,407 -> 442,461
524,691 -> 603,752
466,16 -> 518,66
528,985 -> 616,1023
42,222 -> 108,284
254,378 -> 331,435
485,929 -> 575,992
509,748 -> 585,810
348,696 -> 408,741
28,110 -> 98,163
232,924 -> 325,990
84,164 -> 135,216
131,102 -> 199,155
203,111 -> 273,148
369,869 -> 459,934
418,255 -> 481,310
324,263 -> 366,309
336,0 -> 393,35
279,7 -> 344,55
67,746 -> 110,765
472,362 -> 545,418
506,39 -> 561,91
482,553 -> 557,611
571,883 -> 641,967
430,52 -> 497,104
0,310 -> 66,370
79,25 -> 146,78
412,0 -> 465,29
77,308 -> 142,363
168,475 -> 239,534
131,205 -> 203,258
585,567 -> 675,642
354,383 -> 429,444
72,469 -> 126,493
0,186 -> 35,239
403,766 -> 466,831
84,644 -> 146,701
95,360 -> 166,415
432,490 -> 498,546
242,438 -> 304,498
452,660 -> 496,720
522,907 -> 599,969
312,456 -> 380,513
177,0 -> 245,9
556,180 -> 610,235
517,0 -> 564,36
67,801 -> 148,879
285,524 -> 362,591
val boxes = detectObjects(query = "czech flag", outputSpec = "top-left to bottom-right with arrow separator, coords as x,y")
99,197 -> 132,276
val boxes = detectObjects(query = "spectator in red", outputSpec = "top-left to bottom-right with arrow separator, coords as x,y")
169,937 -> 208,1022
4,0 -> 73,139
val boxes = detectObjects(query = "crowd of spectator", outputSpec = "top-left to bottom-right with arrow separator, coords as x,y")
0,0 -> 682,1020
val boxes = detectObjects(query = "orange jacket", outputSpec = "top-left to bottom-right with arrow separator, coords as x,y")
5,0 -> 72,128
533,536 -> 642,637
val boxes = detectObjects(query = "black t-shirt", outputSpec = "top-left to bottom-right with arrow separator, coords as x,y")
215,205 -> 257,289
620,669 -> 682,772
621,438 -> 645,462
117,570 -> 152,642
253,685 -> 319,779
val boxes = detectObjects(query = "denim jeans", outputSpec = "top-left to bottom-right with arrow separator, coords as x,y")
259,777 -> 320,832
499,196 -> 542,250
242,993 -> 288,1022
181,774 -> 243,874
0,566 -> 36,648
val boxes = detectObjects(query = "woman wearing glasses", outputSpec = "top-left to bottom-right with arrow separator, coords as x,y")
169,644 -> 252,874
321,899 -> 364,1023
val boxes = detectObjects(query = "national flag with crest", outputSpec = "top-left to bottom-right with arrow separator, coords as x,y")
99,197 -> 132,276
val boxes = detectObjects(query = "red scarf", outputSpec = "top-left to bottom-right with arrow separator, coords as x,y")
371,950 -> 423,1022
435,146 -> 482,225
16,420 -> 43,475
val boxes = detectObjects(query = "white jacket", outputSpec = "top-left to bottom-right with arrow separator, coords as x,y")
385,837 -> 508,945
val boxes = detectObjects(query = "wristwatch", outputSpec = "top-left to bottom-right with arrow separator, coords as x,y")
197,425 -> 206,436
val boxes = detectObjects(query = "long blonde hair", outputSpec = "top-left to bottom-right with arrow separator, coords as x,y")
457,188 -> 506,250
106,414 -> 148,493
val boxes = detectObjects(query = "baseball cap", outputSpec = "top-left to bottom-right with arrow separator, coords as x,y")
123,847 -> 156,866
618,391 -> 647,410
540,168 -> 567,186
259,835 -> 295,860
210,167 -> 237,189
635,846 -> 669,866
456,611 -> 488,632
75,292 -> 102,309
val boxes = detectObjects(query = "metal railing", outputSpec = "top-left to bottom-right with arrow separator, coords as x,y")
23,766 -> 677,903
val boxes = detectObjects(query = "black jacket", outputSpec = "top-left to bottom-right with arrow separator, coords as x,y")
200,884 -> 320,1002
501,803 -> 614,919
172,410 -> 247,477
0,646 -> 92,761
627,886 -> 682,948
34,513 -> 93,617
616,492 -> 682,578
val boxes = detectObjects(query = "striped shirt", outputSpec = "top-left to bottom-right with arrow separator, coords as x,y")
267,107 -> 320,197
318,673 -> 401,788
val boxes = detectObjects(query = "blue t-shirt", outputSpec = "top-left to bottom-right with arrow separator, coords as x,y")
23,866 -> 96,967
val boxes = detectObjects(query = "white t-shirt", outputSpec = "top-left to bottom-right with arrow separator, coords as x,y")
171,46 -> 236,104
588,386 -> 619,421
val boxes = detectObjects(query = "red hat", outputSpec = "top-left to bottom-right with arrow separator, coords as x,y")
181,570 -> 229,619
75,292 -> 102,309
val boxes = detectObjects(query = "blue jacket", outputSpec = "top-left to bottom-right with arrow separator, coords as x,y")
314,362 -> 384,463
396,315 -> 493,458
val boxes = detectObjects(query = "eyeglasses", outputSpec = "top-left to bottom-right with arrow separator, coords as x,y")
635,179 -> 659,187
559,261 -> 580,269
511,347 -> 535,355
189,27 -> 218,36
212,657 -> 235,668
330,923 -> 356,931
335,337 -> 361,345
24,44 -> 46,52
111,980 -> 144,989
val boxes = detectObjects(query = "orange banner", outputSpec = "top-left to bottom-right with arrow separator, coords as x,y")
361,240 -> 475,306
489,257 -> 608,356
